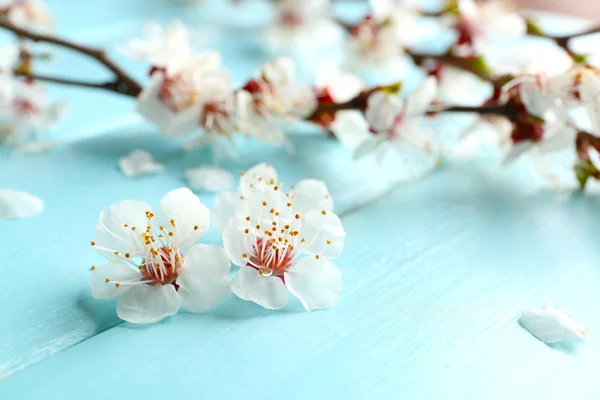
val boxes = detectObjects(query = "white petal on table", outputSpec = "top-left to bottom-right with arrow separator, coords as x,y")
231,266 -> 288,310
185,165 -> 235,192
285,257 -> 342,312
119,149 -> 164,178
116,284 -> 182,324
520,307 -> 586,346
0,189 -> 44,219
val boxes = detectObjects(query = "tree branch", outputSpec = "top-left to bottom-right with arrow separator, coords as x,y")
0,18 -> 142,97
13,70 -> 134,93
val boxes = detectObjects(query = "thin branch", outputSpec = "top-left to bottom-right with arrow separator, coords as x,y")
0,18 -> 142,97
13,70 -> 132,93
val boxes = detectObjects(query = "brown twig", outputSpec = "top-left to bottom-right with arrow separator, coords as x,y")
0,18 -> 142,97
13,70 -> 137,93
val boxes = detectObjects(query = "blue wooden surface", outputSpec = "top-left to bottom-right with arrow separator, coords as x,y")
1,1 -> 600,398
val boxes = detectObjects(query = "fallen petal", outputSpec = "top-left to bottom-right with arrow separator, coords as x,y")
520,307 -> 586,347
0,190 -> 44,219
119,149 -> 164,178
185,165 -> 234,192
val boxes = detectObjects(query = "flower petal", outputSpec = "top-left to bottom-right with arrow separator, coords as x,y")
503,140 -> 534,166
239,163 -> 278,196
116,284 -> 182,324
89,262 -> 139,300
119,149 -> 164,178
0,189 -> 44,219
222,217 -> 251,267
330,111 -> 372,149
231,266 -> 288,310
177,244 -> 231,313
365,91 -> 403,132
405,76 -> 437,116
589,148 -> 600,171
236,186 -> 293,224
185,165 -> 235,192
520,307 -> 586,345
353,136 -> 385,160
93,200 -> 151,262
156,188 -> 210,248
292,179 -> 333,215
301,209 -> 345,259
213,191 -> 243,234
285,257 -> 342,311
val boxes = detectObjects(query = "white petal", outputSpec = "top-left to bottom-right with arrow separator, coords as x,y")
185,165 -> 234,192
405,76 -> 437,116
156,188 -> 210,248
116,284 -> 182,324
93,200 -> 151,262
365,91 -> 403,132
538,127 -> 576,153
520,308 -> 586,345
231,266 -> 288,310
316,64 -> 364,103
0,190 -> 44,219
292,179 -> 333,215
89,262 -> 139,300
285,257 -> 342,311
301,209 -> 345,260
329,111 -> 372,149
222,217 -> 253,267
213,191 -> 242,234
177,244 -> 231,313
136,73 -> 176,133
502,140 -> 534,166
118,149 -> 164,178
262,57 -> 295,87
239,163 -> 278,196
353,136 -> 385,160
589,148 -> 600,171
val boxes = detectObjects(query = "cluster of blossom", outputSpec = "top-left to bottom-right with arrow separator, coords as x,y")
89,163 -> 346,323
3,0 -> 600,188
0,0 -> 63,151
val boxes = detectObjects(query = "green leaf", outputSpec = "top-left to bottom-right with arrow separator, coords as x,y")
572,53 -> 590,65
380,82 -> 403,95
445,1 -> 459,14
575,163 -> 591,190
468,57 -> 492,76
526,19 -> 544,36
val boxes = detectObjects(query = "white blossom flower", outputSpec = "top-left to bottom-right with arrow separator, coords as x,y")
1,80 -> 66,149
213,163 -> 334,236
315,64 -> 363,104
0,44 -> 19,76
0,189 -> 43,219
89,188 -> 231,324
136,55 -> 235,139
332,77 -> 438,164
119,149 -> 164,178
185,165 -> 235,192
223,185 -> 344,311
454,0 -> 525,56
235,58 -> 316,144
3,0 -> 53,32
263,0 -> 341,51
502,76 -> 576,165
520,307 -> 586,348
119,20 -> 196,77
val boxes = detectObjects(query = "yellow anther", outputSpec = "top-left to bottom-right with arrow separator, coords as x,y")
91,265 -> 96,270
290,185 -> 295,189
287,202 -> 292,207
256,224 -> 261,229
90,241 -> 96,246
245,228 -> 249,234
159,225 -> 165,231
274,186 -> 279,191
168,232 -> 173,237
125,253 -> 130,258
301,238 -> 306,243
284,224 -> 290,229
170,219 -> 177,228
327,240 -> 332,245
295,214 -> 300,220
240,172 -> 245,176
275,212 -> 279,216
262,201 -> 267,206
242,253 -> 248,259
159,234 -> 163,238
124,223 -> 129,227
315,255 -> 320,259
114,251 -> 119,255
321,210 -> 327,215
131,227 -> 136,231
269,208 -> 275,214
250,183 -> 254,188
105,278 -> 110,283
272,221 -> 277,226
259,268 -> 265,275
240,195 -> 245,200
289,245 -> 295,251
246,216 -> 251,221
269,178 -> 275,184
272,227 -> 277,232
115,283 -> 120,288
194,225 -> 199,230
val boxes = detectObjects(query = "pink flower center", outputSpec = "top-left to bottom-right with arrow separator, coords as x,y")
140,246 -> 184,287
